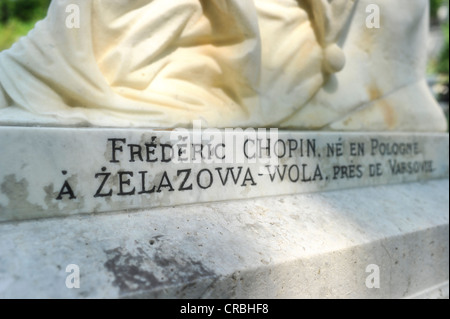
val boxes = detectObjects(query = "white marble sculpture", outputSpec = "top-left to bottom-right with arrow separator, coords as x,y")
0,0 -> 447,131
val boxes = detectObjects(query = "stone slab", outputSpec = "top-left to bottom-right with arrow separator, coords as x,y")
0,127 -> 448,222
0,179 -> 448,299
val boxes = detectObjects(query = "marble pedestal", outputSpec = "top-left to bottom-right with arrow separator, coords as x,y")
0,128 -> 448,222
0,180 -> 448,299
0,128 -> 448,299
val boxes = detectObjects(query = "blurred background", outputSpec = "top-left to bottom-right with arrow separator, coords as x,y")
429,0 -> 449,126
0,0 -> 448,124
0,0 -> 51,50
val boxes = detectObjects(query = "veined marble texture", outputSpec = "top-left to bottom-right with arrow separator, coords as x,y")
0,0 -> 447,131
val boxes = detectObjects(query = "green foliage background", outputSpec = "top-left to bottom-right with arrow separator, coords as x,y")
429,0 -> 449,75
440,22 -> 449,75
0,0 -> 51,50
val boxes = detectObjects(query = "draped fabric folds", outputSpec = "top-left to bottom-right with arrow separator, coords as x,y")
0,0 -> 354,127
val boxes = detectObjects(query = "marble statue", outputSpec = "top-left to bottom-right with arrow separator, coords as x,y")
0,0 -> 447,131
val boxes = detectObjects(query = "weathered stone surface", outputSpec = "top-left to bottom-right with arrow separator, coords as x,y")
0,179 -> 447,299
1,128 -> 448,222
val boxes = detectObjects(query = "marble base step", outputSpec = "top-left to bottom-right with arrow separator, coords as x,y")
0,179 -> 448,299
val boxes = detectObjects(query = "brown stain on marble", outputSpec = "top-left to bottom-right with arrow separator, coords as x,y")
366,85 -> 396,129
358,27 -> 377,55
367,85 -> 382,102
379,99 -> 396,129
